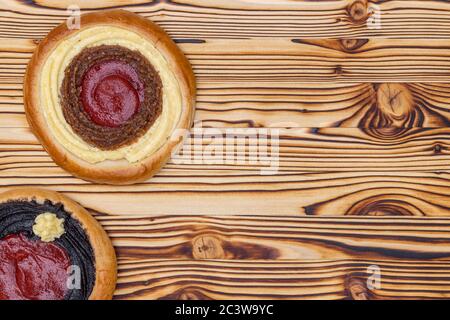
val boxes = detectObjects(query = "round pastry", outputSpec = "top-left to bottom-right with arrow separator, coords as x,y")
24,10 -> 196,184
0,188 -> 116,300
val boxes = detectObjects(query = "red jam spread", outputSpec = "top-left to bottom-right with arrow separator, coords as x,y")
0,233 -> 71,300
81,59 -> 145,127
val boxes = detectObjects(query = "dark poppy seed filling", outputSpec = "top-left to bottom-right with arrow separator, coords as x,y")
0,200 -> 95,300
61,45 -> 163,150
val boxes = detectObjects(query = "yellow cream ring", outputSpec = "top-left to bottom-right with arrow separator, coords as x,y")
24,10 -> 196,184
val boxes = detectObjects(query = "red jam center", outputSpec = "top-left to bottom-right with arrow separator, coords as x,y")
0,233 -> 71,300
81,59 -> 144,127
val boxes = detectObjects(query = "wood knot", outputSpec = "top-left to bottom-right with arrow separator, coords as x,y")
347,0 -> 368,23
434,144 -> 443,154
362,127 -> 411,140
179,290 -> 202,300
192,234 -> 225,259
359,84 -> 419,134
346,196 -> 425,216
162,287 -> 211,300
377,83 -> 414,119
345,274 -> 370,300
340,39 -> 368,52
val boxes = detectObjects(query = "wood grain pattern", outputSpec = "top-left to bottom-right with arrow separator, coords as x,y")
114,259 -> 450,300
173,39 -> 450,82
4,0 -> 450,40
98,214 -> 450,260
1,0 -> 450,300
4,38 -> 450,128
8,39 -> 450,83
4,82 -> 450,128
100,209 -> 450,300
196,82 -> 450,128
1,127 -> 450,216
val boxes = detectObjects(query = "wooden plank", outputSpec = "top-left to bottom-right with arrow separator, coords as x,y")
1,127 -> 450,215
2,126 -> 449,173
183,39 -> 450,82
6,39 -> 450,83
44,172 -> 450,215
3,0 -> 450,40
4,82 -> 450,128
114,258 -> 450,300
97,214 -> 450,260
196,82 -> 450,128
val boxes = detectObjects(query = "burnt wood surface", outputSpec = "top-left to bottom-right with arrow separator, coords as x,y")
1,0 -> 450,299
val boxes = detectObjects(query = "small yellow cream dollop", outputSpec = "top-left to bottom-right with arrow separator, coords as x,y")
32,213 -> 65,242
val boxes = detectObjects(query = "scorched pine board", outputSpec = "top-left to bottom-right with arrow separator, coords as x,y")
1,0 -> 450,299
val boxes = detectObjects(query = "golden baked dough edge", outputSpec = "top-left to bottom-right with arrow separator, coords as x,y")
24,10 -> 196,185
0,188 -> 117,300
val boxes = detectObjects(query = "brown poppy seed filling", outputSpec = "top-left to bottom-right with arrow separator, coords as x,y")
61,45 -> 163,150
